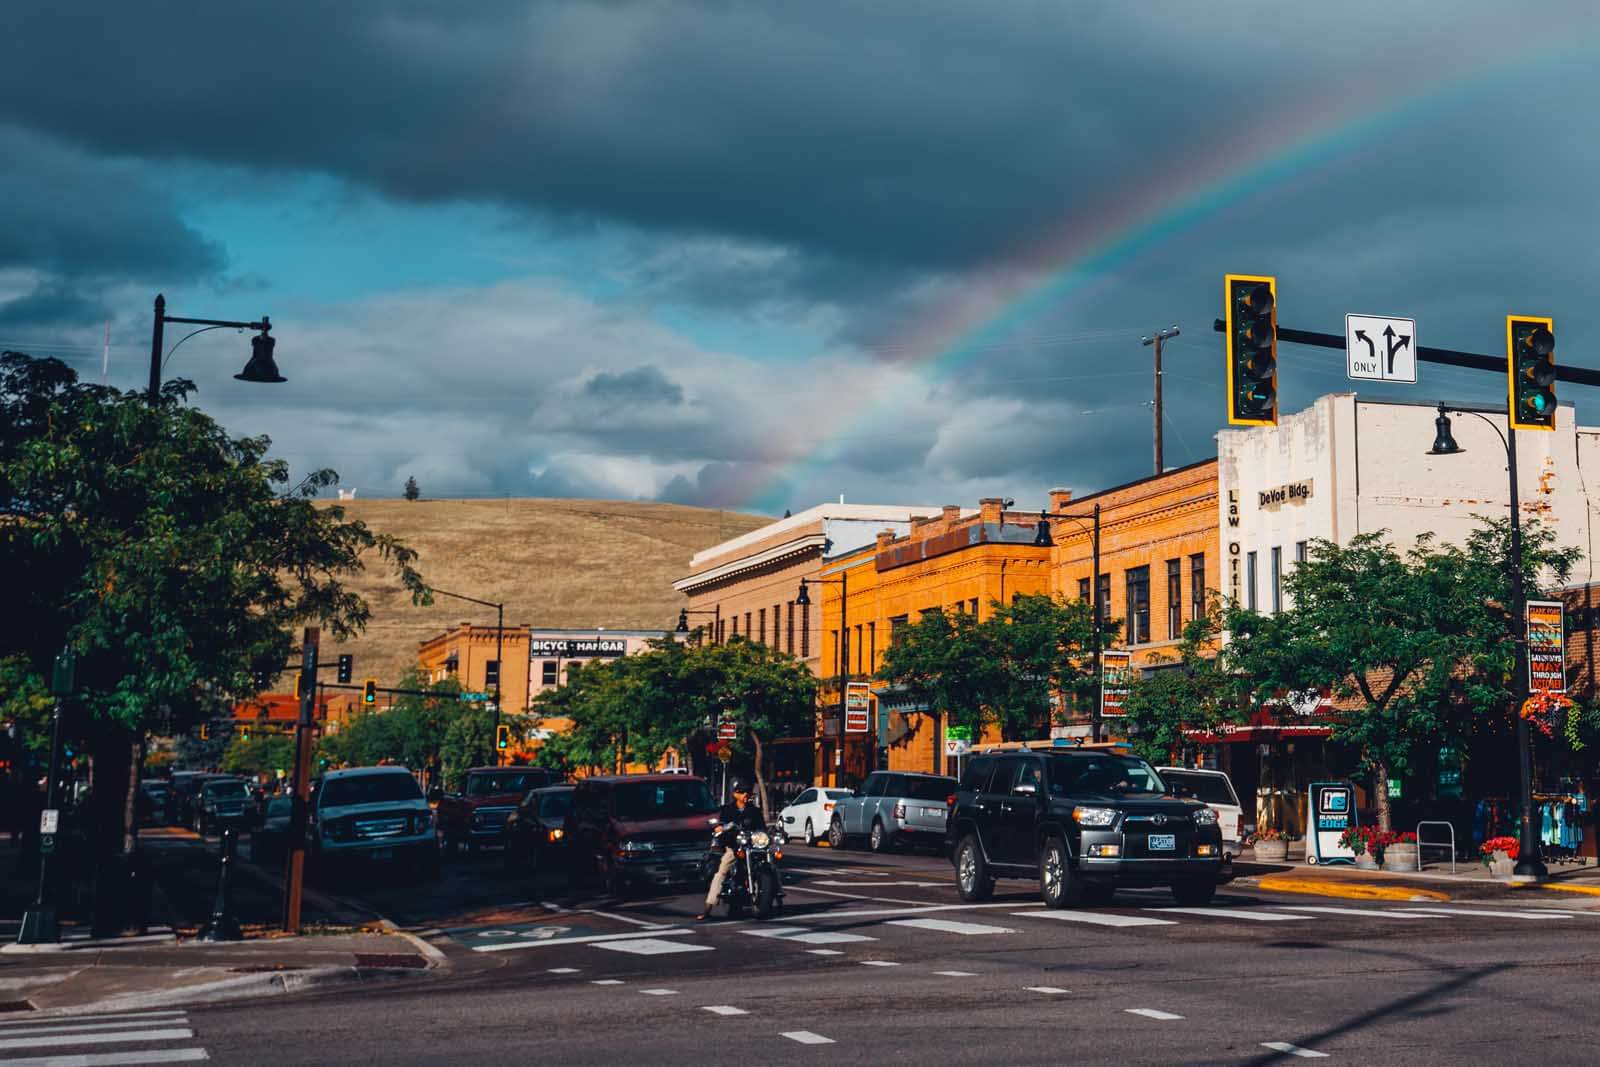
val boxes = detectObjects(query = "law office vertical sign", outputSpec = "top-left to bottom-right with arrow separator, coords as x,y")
1526,600 -> 1566,695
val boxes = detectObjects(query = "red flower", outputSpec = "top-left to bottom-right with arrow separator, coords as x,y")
1481,836 -> 1520,860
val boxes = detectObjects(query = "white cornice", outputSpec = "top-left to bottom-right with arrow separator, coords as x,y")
674,534 -> 828,593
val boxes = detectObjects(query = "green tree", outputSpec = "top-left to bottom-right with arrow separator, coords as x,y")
0,352 -> 425,930
220,733 -> 295,778
986,593 -> 1110,738
403,476 -> 420,501
691,638 -> 817,813
874,609 -> 1004,741
1120,607 -> 1245,765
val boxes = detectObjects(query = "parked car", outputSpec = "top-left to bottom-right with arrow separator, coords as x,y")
565,774 -> 719,895
503,785 -> 576,874
1158,767 -> 1245,864
169,771 -> 212,826
946,749 -> 1223,908
308,766 -> 439,880
777,787 -> 854,845
194,776 -> 253,837
437,766 -> 563,857
828,771 -> 958,853
249,795 -> 294,865
137,780 -> 171,828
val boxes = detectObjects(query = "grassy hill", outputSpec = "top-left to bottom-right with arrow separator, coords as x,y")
315,498 -> 770,688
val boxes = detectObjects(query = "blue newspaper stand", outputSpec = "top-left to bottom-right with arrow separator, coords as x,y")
1305,780 -> 1358,865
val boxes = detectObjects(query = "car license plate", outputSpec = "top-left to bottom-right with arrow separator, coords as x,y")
923,808 -> 943,818
370,847 -> 393,860
1149,834 -> 1176,851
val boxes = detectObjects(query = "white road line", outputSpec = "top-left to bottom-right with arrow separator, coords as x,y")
474,928 -> 695,953
806,949 -> 843,956
591,979 -> 624,985
934,970 -> 976,976
1126,1008 -> 1184,1021
1270,906 -> 1444,920
702,1006 -> 748,1016
639,988 -> 677,996
1026,986 -> 1070,994
810,881 -> 947,888
781,1031 -> 835,1046
740,928 -> 876,945
786,899 -> 1045,918
860,961 -> 899,967
0,1029 -> 194,1052
1261,1041 -> 1330,1058
0,1020 -> 192,1039
579,909 -> 673,929
594,938 -> 715,956
1397,907 -> 1574,921
547,967 -> 580,974
887,918 -> 1014,936
1150,908 -> 1310,922
0,1013 -> 186,1031
0,1050 -> 211,1067
1016,910 -> 1177,928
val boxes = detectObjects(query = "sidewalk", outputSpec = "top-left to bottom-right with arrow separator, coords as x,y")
1231,843 -> 1600,905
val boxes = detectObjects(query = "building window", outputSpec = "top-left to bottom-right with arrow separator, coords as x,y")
786,602 -> 795,654
1190,553 -> 1206,621
855,625 -> 864,674
541,660 -> 558,686
1295,540 -> 1307,563
731,615 -> 739,639
1246,551 -> 1258,611
968,597 -> 978,616
1166,559 -> 1182,639
1125,566 -> 1151,645
1271,546 -> 1283,615
485,660 -> 499,688
716,618 -> 725,644
773,603 -> 780,647
837,629 -> 848,676
1096,574 -> 1111,627
890,615 -> 909,644
758,607 -> 766,645
1078,577 -> 1090,602
801,602 -> 811,658
868,622 -> 876,673
745,612 -> 752,638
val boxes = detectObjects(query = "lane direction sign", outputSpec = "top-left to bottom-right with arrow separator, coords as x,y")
1346,314 -> 1417,383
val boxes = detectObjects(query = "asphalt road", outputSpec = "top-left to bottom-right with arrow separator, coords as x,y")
12,840 -> 1600,1065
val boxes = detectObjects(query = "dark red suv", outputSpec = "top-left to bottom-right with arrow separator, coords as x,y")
436,766 -> 562,856
565,774 -> 719,895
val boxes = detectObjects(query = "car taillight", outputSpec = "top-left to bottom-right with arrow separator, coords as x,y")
893,801 -> 905,819
823,802 -> 834,812
946,794 -> 956,808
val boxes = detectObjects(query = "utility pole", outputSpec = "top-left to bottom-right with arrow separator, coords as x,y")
1142,326 -> 1180,476
283,627 -> 318,933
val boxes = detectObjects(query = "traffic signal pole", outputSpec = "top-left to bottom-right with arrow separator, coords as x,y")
283,627 -> 318,934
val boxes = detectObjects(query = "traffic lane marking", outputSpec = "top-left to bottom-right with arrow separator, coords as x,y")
1016,910 -> 1177,928
887,918 -> 1015,935
1026,986 -> 1070,994
1268,905 -> 1444,919
860,960 -> 899,967
594,938 -> 716,955
809,880 -> 949,888
591,979 -> 624,985
781,1031 -> 835,1045
639,988 -> 678,996
1394,907 -> 1575,920
0,1028 -> 195,1052
1261,1041 -> 1330,1058
473,928 -> 695,952
1149,908 -> 1310,922
1125,1008 -> 1184,1021
0,1051 -> 212,1066
0,1012 -> 187,1030
934,970 -> 976,976
702,1005 -> 748,1016
547,967 -> 580,974
806,949 -> 843,956
1255,875 -> 1450,903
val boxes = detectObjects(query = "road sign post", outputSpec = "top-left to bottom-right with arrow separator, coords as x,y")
1345,315 -> 1417,383
17,645 -> 72,945
284,627 -> 318,934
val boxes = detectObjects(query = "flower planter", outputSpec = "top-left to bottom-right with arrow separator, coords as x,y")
1383,843 -> 1419,872
1254,839 -> 1288,863
1354,853 -> 1379,870
1487,850 -> 1516,878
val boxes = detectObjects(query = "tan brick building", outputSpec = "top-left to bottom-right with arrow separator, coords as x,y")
416,622 -> 531,712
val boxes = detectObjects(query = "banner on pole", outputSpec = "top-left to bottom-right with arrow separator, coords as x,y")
1526,600 -> 1567,695
1101,651 -> 1133,718
845,682 -> 871,733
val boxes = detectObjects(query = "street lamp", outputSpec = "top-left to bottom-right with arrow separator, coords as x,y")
428,587 -> 507,766
1427,403 -> 1546,879
676,605 -> 722,645
796,574 -> 850,786
1036,504 -> 1106,742
149,293 -> 281,407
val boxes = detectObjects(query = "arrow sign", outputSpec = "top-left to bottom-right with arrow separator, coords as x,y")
1346,314 -> 1417,383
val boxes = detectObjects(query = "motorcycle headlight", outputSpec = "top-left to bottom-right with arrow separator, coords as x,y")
1072,806 -> 1119,828
1193,807 -> 1219,826
749,831 -> 771,848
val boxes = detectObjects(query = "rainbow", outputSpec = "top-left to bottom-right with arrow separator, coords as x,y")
734,27 -> 1586,514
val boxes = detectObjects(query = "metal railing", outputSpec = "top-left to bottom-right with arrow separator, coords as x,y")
1415,820 -> 1457,874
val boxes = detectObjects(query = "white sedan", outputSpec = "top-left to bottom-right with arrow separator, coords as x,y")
778,787 -> 855,845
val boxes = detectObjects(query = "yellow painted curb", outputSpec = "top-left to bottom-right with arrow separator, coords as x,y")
1256,876 -> 1450,902
1541,883 -> 1600,897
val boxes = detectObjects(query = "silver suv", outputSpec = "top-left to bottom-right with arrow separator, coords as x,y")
309,766 -> 438,878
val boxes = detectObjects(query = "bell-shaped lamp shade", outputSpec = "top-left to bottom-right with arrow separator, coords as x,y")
795,579 -> 811,606
676,609 -> 690,633
235,331 -> 286,384
1428,409 -> 1463,456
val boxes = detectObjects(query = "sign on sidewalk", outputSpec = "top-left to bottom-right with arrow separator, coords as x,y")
1101,651 -> 1132,718
1526,600 -> 1566,694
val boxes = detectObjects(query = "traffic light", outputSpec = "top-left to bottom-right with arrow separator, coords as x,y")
1225,273 -> 1278,426
495,724 -> 510,750
337,654 -> 353,685
1508,315 -> 1557,431
363,678 -> 378,705
292,671 -> 303,700
241,725 -> 252,742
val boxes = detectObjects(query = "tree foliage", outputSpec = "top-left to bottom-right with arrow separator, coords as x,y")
1120,607 -> 1246,765
403,476 -> 420,501
220,732 -> 295,778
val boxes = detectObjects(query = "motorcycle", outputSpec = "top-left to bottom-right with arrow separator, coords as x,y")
701,822 -> 786,919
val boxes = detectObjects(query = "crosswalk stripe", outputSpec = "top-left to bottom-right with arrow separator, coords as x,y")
0,1029 -> 193,1052
934,970 -> 977,976
593,938 -> 714,955
0,1021 -> 192,1039
1127,1008 -> 1184,1021
1148,908 -> 1309,922
1270,906 -> 1443,920
1027,986 -> 1070,994
781,1031 -> 835,1045
0,1014 -> 186,1031
1396,907 -> 1574,920
740,928 -> 876,945
475,928 -> 694,952
0,1049 -> 210,1067
1261,1041 -> 1330,1059
702,1006 -> 748,1016
887,918 -> 1014,936
1017,911 -> 1177,928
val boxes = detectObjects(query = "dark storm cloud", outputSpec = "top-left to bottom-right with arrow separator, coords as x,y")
582,365 -> 684,405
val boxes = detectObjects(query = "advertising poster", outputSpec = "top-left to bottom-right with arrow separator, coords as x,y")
1101,651 -> 1132,718
1525,600 -> 1566,695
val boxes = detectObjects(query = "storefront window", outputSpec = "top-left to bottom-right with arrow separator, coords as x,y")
1190,553 -> 1205,620
1125,566 -> 1150,644
1246,551 -> 1258,611
1166,558 -> 1181,639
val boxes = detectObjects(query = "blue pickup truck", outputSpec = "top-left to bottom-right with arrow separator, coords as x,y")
826,770 -> 959,854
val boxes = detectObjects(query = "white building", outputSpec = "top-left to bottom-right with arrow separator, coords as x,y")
1216,393 -> 1600,614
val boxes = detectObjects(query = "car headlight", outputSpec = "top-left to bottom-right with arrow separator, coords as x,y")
618,840 -> 655,853
547,828 -> 565,843
749,831 -> 771,848
411,812 -> 435,834
1072,806 -> 1119,828
1193,808 -> 1219,826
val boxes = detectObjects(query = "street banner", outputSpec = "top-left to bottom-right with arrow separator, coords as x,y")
845,682 -> 871,733
1101,651 -> 1132,718
718,719 -> 738,740
1526,600 -> 1566,695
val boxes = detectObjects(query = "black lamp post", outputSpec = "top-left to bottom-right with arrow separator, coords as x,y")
1428,403 -> 1546,878
429,587 -> 506,767
676,605 -> 722,645
796,574 -> 849,786
149,293 -> 282,407
1037,504 -> 1105,742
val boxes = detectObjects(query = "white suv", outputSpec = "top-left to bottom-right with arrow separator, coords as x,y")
1158,767 -> 1245,864
310,766 -> 439,878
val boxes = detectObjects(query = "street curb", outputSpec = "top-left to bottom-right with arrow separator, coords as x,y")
1250,875 -> 1451,902
382,923 -> 450,969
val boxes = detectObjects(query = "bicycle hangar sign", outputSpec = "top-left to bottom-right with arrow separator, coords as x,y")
530,637 -> 627,657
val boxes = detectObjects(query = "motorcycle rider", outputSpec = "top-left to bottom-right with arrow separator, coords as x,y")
696,777 -> 764,922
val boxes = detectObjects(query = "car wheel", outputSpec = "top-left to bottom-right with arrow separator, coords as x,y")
869,819 -> 889,853
803,818 -> 816,846
955,835 -> 994,902
1040,836 -> 1085,909
828,817 -> 847,850
1170,879 -> 1217,907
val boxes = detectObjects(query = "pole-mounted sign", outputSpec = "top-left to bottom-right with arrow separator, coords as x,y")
1345,314 -> 1417,383
1526,600 -> 1566,695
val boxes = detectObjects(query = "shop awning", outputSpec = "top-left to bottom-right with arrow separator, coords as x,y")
1183,702 -> 1337,744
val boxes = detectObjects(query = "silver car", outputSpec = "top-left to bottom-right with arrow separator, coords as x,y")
827,771 -> 958,853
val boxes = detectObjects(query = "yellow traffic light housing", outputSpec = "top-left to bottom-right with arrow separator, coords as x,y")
495,724 -> 511,750
1225,274 -> 1278,426
1507,315 -> 1557,431
362,678 -> 378,705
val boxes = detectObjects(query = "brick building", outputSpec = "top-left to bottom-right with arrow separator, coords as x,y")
416,622 -> 532,712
